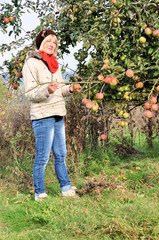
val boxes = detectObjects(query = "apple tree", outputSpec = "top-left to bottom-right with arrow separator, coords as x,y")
53,0 -> 159,147
54,0 -> 159,113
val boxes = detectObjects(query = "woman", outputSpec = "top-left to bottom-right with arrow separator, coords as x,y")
22,29 -> 81,201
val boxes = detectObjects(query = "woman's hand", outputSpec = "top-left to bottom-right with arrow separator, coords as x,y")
69,83 -> 82,93
48,82 -> 61,94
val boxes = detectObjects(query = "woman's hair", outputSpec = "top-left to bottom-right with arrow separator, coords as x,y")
40,34 -> 58,55
35,29 -> 58,55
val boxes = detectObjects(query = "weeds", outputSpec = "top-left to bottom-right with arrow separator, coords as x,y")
0,154 -> 159,240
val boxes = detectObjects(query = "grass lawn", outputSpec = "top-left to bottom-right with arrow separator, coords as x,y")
0,153 -> 159,240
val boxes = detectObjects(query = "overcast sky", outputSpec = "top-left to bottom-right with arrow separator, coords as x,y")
0,0 -> 81,74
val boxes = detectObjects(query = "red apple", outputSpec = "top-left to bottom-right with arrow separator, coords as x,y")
9,16 -> 15,22
151,104 -> 158,112
13,83 -> 19,89
85,100 -> 92,109
92,103 -> 99,111
98,74 -> 104,81
133,75 -> 139,81
145,27 -> 152,35
96,92 -> 104,100
73,8 -> 78,13
144,110 -> 153,118
82,98 -> 88,104
113,17 -> 121,23
150,96 -> 157,104
15,60 -> 19,65
15,71 -> 22,78
73,83 -> 81,90
136,82 -> 144,88
153,29 -> 159,37
101,63 -> 109,70
12,68 -> 17,73
156,86 -> 159,92
123,93 -> 129,100
112,0 -> 116,3
4,17 -> 10,24
126,69 -> 134,78
145,102 -> 151,109
20,55 -> 25,61
142,23 -> 147,29
101,134 -> 107,140
110,77 -> 118,86
116,108 -> 122,114
104,76 -> 112,83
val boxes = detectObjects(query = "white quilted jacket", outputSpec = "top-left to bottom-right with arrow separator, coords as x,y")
22,50 -> 72,120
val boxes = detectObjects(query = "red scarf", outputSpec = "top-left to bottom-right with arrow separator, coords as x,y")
39,50 -> 59,73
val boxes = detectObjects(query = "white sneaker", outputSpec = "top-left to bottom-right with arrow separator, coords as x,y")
62,186 -> 77,197
35,193 -> 48,202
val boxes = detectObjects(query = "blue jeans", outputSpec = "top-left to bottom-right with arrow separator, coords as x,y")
32,116 -> 71,195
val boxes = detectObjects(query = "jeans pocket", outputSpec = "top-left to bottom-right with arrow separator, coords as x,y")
32,119 -> 42,129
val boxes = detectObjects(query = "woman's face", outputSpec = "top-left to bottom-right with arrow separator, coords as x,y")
39,35 -> 57,55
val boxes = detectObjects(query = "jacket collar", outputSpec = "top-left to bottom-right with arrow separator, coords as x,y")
25,50 -> 42,62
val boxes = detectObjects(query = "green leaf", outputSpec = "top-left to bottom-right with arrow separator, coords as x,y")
9,31 -> 13,36
148,48 -> 154,54
153,71 -> 159,77
127,26 -> 134,30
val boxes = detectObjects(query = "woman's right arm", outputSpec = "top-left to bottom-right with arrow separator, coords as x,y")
22,59 -> 50,102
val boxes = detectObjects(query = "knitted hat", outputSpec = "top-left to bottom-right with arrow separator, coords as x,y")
35,29 -> 57,49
